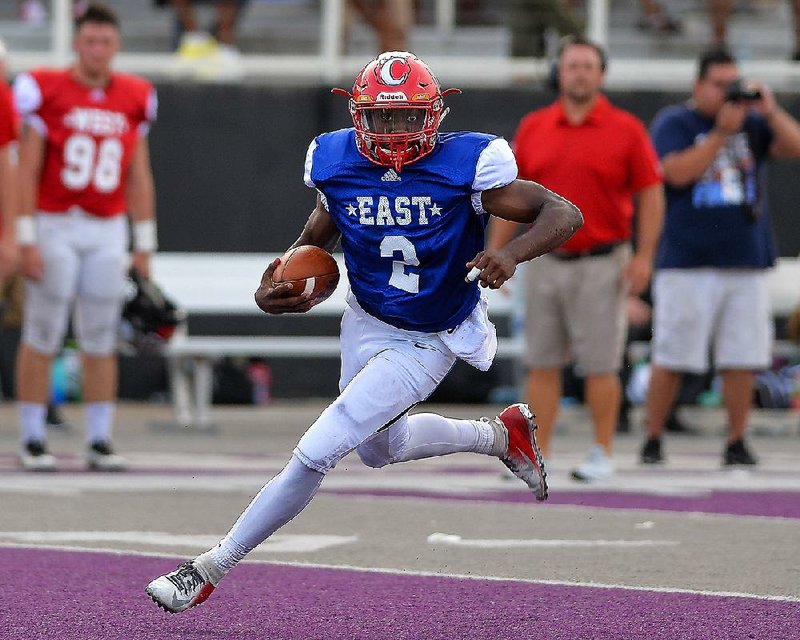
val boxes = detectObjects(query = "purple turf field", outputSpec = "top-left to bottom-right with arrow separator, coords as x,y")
1,547 -> 797,640
2,404 -> 799,638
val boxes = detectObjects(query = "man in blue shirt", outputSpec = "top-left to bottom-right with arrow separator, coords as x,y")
642,49 -> 800,466
144,51 -> 583,614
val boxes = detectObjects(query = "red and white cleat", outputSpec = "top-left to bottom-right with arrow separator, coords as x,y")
496,403 -> 548,501
145,561 -> 216,613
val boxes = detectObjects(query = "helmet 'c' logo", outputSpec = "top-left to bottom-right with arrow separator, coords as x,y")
378,56 -> 411,86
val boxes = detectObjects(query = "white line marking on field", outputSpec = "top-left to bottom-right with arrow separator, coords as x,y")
1,543 -> 797,603
256,560 -> 800,603
426,532 -> 679,548
0,531 -> 357,553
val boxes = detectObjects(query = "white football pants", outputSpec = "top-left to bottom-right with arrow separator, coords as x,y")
22,211 -> 129,356
219,298 -> 499,554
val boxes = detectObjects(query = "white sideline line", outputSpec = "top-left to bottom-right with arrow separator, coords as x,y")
0,531 -> 357,554
1,542 -> 797,603
426,533 -> 679,548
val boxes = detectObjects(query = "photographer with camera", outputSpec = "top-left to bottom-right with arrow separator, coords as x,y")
641,49 -> 800,467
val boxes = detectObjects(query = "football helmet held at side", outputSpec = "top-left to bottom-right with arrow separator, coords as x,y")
120,268 -> 185,355
333,51 -> 460,172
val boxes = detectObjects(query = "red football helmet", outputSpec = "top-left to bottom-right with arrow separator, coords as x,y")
333,51 -> 460,172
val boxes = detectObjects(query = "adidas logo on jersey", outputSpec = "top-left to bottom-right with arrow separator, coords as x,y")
381,169 -> 401,182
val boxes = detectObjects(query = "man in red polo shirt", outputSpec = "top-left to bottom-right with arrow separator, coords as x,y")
489,36 -> 664,482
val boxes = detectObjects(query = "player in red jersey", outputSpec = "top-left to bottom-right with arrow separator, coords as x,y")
0,37 -> 19,280
13,3 -> 158,471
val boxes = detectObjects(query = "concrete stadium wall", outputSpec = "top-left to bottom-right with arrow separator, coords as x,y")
149,83 -> 800,256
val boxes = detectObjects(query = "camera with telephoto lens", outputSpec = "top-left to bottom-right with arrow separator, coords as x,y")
725,79 -> 762,102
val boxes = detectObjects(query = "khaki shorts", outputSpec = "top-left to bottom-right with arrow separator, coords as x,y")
652,269 -> 772,372
522,244 -> 630,375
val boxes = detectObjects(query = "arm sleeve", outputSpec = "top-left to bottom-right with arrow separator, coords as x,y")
12,72 -> 46,136
303,139 -> 317,188
627,119 -> 664,191
472,137 -> 518,191
471,137 -> 518,215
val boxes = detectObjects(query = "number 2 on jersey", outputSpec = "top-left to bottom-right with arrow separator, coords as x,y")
380,235 -> 419,293
61,134 -> 122,192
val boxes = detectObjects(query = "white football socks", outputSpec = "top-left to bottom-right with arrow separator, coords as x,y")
195,538 -> 249,585
19,402 -> 47,444
198,455 -> 324,580
390,413 -> 506,462
85,401 -> 114,444
194,413 -> 507,582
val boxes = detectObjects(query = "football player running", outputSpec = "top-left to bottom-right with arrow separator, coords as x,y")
13,3 -> 158,472
146,51 -> 582,613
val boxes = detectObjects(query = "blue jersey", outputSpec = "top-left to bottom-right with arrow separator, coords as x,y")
306,129 -> 508,332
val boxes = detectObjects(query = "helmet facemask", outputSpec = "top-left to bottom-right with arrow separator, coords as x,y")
334,52 -> 459,172
352,102 -> 444,172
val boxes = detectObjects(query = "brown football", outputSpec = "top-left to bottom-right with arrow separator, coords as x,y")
273,245 -> 340,303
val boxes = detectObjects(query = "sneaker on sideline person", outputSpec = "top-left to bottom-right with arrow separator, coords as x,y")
571,444 -> 614,482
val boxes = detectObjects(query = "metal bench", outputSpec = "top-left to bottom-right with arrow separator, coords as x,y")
152,252 -> 524,429
153,253 -> 800,429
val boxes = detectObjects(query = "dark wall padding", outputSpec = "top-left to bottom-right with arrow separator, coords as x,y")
149,83 -> 800,257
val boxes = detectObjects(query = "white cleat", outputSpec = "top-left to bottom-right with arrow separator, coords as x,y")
145,561 -> 216,614
20,440 -> 56,471
86,441 -> 127,471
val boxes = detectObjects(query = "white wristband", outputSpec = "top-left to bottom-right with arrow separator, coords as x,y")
133,219 -> 157,253
16,215 -> 36,245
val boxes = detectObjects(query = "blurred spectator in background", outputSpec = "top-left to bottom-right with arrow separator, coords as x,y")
643,49 -> 800,466
168,0 -> 248,78
508,0 -> 583,57
347,0 -> 414,53
711,0 -> 800,59
0,37 -> 69,428
488,37 -> 664,482
790,0 -> 800,59
0,38 -> 18,280
13,4 -> 158,471
710,0 -> 737,48
19,0 -> 48,25
171,0 -> 248,53
0,35 -> 21,399
637,0 -> 681,34
19,0 -> 88,24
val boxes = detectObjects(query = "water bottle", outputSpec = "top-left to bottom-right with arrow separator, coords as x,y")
248,362 -> 272,405
50,356 -> 67,405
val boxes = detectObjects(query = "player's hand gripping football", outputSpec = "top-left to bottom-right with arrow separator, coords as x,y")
465,248 -> 517,289
254,258 -> 316,314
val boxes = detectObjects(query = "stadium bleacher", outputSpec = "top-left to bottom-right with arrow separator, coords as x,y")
5,1 -> 800,88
